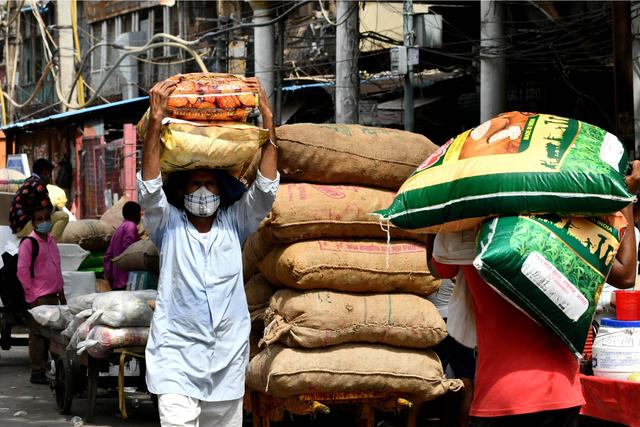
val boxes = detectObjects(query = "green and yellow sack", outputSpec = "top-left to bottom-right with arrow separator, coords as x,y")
474,212 -> 627,357
376,112 -> 633,233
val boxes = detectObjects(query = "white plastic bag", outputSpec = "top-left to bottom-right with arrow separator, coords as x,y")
67,293 -> 100,315
28,305 -> 72,330
88,291 -> 154,328
66,318 -> 93,352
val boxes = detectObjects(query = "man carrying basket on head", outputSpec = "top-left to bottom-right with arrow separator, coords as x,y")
138,78 -> 278,427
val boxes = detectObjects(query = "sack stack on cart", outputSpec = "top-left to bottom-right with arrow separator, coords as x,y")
245,123 -> 463,404
376,112 -> 634,358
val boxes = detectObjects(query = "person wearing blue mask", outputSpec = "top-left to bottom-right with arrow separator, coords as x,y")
17,199 -> 66,385
138,79 -> 278,427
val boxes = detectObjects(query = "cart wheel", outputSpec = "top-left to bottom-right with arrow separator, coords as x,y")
54,357 -> 73,414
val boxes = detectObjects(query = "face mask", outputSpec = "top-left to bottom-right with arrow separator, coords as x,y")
35,221 -> 52,234
184,186 -> 220,217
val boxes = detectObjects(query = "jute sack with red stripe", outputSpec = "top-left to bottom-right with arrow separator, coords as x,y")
259,240 -> 440,296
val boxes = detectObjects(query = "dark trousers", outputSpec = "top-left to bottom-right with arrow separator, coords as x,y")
25,294 -> 60,376
470,406 -> 581,427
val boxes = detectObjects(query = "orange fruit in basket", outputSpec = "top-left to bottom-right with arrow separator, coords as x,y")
237,93 -> 258,107
186,95 -> 200,105
217,95 -> 241,109
196,101 -> 216,109
167,96 -> 188,108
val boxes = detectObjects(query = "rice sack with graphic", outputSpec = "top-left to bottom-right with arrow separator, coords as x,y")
473,212 -> 627,357
376,112 -> 633,233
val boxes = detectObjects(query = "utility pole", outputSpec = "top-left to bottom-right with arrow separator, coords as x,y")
275,9 -> 285,125
335,0 -> 359,124
251,1 -> 275,105
403,0 -> 414,131
480,0 -> 506,122
56,1 -> 76,110
612,1 -> 634,154
216,1 -> 231,73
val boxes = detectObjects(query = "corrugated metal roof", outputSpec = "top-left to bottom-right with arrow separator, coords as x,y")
0,96 -> 149,133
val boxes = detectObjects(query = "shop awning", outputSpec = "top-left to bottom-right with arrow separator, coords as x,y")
0,96 -> 149,134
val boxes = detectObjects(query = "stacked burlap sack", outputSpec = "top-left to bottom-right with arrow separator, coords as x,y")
377,111 -> 634,358
59,197 -> 140,254
61,290 -> 157,358
244,123 -> 463,402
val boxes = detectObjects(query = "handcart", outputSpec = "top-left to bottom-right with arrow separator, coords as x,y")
245,391 -> 418,427
35,325 -> 149,421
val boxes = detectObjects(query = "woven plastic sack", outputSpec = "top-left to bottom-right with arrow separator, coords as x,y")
474,212 -> 627,357
376,112 -> 633,233
78,326 -> 149,358
165,72 -> 259,121
259,240 -> 441,296
247,343 -> 463,400
0,168 -> 25,192
28,305 -> 72,330
262,289 -> 446,349
261,183 -> 425,243
112,239 -> 159,274
276,124 -> 438,190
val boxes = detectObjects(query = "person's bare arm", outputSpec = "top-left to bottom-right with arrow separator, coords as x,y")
608,205 -> 637,289
142,80 -> 176,180
425,234 -> 442,279
625,160 -> 640,194
257,84 -> 278,180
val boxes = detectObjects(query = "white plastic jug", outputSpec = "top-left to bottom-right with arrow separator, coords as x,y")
592,317 -> 640,380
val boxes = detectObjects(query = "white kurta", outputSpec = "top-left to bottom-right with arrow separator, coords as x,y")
138,170 -> 279,402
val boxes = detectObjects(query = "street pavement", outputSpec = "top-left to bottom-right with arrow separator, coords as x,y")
0,339 -> 425,427
0,344 -> 159,427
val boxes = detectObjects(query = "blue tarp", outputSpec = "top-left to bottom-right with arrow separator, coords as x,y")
1,96 -> 149,132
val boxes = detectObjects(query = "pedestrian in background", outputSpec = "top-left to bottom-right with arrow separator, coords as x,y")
10,158 -> 68,241
16,197 -> 66,385
103,201 -> 142,290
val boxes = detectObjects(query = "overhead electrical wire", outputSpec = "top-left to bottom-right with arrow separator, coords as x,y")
0,0 -> 617,119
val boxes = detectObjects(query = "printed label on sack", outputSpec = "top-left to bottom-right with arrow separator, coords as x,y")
600,132 -> 625,172
317,241 -> 423,254
521,252 -> 589,321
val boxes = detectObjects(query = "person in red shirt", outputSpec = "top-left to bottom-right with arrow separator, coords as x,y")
103,201 -> 141,290
425,161 -> 640,427
17,201 -> 66,385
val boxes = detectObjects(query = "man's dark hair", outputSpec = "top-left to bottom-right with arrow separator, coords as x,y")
122,201 -> 141,222
163,169 -> 246,211
33,158 -> 54,176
